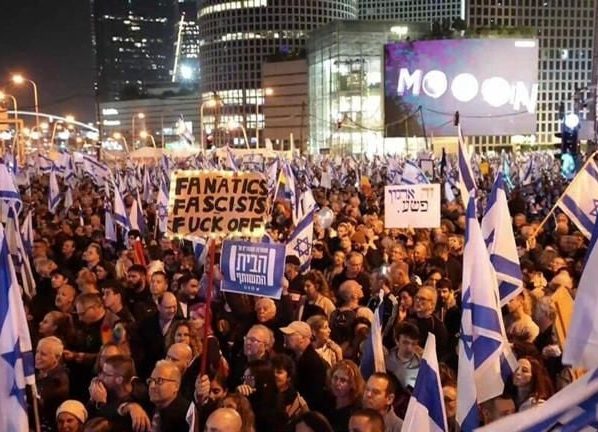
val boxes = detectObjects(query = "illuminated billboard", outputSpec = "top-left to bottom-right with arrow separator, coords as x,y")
384,39 -> 539,137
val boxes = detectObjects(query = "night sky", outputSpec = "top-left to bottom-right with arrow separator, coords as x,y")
0,0 -> 96,124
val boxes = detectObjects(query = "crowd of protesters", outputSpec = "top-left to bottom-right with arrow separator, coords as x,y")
19,152 -> 591,432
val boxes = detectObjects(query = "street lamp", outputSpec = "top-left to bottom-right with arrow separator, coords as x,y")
200,95 -> 223,151
227,120 -> 249,149
11,74 -> 39,129
0,91 -> 18,123
139,130 -> 156,148
113,132 -> 130,153
131,112 -> 145,144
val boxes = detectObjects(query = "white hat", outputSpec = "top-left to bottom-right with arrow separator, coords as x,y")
56,400 -> 88,424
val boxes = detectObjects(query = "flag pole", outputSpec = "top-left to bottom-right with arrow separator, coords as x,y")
532,150 -> 598,238
200,238 -> 216,377
30,385 -> 41,432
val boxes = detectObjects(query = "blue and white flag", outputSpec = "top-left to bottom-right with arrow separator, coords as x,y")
113,186 -> 131,230
0,162 -> 22,219
142,167 -> 153,203
0,223 -> 36,431
275,161 -> 301,225
157,180 -> 169,234
457,196 -> 514,431
360,291 -> 386,380
476,368 -> 598,432
519,156 -> 534,186
266,159 -> 279,192
105,210 -> 118,243
403,333 -> 448,432
20,210 -> 34,257
402,160 -> 430,185
37,153 -> 54,174
556,158 -> 598,239
457,126 -> 477,206
286,208 -> 314,273
563,214 -> 598,369
63,185 -> 73,211
82,154 -> 111,186
6,207 -> 36,299
48,167 -> 61,214
481,173 -> 523,306
192,238 -> 209,267
128,197 -> 146,234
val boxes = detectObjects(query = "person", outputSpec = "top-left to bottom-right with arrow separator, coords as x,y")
348,408 -> 385,432
330,280 -> 367,349
56,400 -> 88,432
362,373 -> 403,432
480,393 -> 516,426
280,320 -> 329,410
36,336 -> 70,431
55,284 -> 77,314
307,314 -> 343,367
100,280 -> 135,325
322,359 -> 365,432
506,292 -> 539,343
220,393 -> 256,432
294,411 -> 335,432
285,255 -> 306,297
407,285 -> 449,359
205,407 -> 243,432
271,354 -> 309,423
385,321 -> 421,390
332,252 -> 372,302
38,311 -> 75,345
165,342 -> 194,374
229,324 -> 274,388
298,270 -> 336,321
147,359 -> 191,431
510,356 -> 554,411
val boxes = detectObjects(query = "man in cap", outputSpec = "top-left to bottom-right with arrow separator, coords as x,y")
56,400 -> 88,432
280,320 -> 328,409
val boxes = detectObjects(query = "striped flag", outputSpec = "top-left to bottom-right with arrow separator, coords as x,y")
0,223 -> 36,431
481,173 -> 523,306
403,333 -> 448,432
563,213 -> 598,369
555,157 -> 598,239
457,126 -> 476,206
360,292 -> 386,380
0,162 -> 22,220
286,208 -> 315,273
48,167 -> 61,214
402,160 -> 430,185
20,210 -> 34,257
5,207 -> 36,299
113,185 -> 131,230
457,196 -> 515,431
128,196 -> 146,234
157,180 -> 169,234
82,154 -> 111,186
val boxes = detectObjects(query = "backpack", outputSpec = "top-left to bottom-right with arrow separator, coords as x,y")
330,308 -> 357,344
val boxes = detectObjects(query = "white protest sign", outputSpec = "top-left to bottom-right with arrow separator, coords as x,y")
167,170 -> 269,238
384,183 -> 440,228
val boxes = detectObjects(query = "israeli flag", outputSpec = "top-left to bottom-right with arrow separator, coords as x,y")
0,223 -> 36,431
563,214 -> 598,369
20,210 -> 34,257
0,162 -> 22,219
457,196 -> 515,431
113,185 -> 131,230
105,210 -> 118,243
457,125 -> 477,206
402,160 -> 430,185
6,207 -> 36,299
286,208 -> 315,272
475,368 -> 598,432
129,197 -> 146,234
82,154 -> 111,186
481,173 -> 523,306
360,291 -> 386,380
556,158 -> 598,239
519,156 -> 534,186
48,167 -> 61,214
157,180 -> 169,234
403,333 -> 448,432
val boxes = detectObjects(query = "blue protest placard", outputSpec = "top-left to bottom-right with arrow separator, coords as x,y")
220,240 -> 286,299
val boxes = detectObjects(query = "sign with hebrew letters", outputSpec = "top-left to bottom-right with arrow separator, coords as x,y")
220,240 -> 286,299
384,184 -> 440,228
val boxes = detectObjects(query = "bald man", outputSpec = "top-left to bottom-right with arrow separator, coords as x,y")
205,408 -> 242,432
165,343 -> 193,374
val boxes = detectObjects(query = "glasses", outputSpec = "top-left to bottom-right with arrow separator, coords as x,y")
146,377 -> 178,386
243,336 -> 264,345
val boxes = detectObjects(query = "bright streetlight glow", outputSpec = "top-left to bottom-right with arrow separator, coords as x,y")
564,113 -> 580,129
180,64 -> 193,80
264,87 -> 274,96
139,130 -> 148,139
137,113 -> 145,119
0,91 -> 5,100
113,132 -> 122,140
11,74 -> 25,85
65,115 -> 75,123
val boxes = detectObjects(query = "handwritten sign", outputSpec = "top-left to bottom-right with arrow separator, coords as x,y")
384,184 -> 440,228
220,240 -> 286,299
167,170 -> 268,238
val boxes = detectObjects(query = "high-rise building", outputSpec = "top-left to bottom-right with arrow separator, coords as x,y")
173,0 -> 200,83
359,0 -> 596,148
197,0 -> 358,146
91,0 -> 177,101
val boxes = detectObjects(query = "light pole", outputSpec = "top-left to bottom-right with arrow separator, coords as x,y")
113,132 -> 129,154
228,120 -> 249,149
11,74 -> 39,129
131,112 -> 145,146
0,91 -> 19,124
139,130 -> 157,148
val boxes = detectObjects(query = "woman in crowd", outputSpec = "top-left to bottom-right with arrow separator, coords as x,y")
293,411 -> 335,432
38,311 -> 75,347
165,319 -> 202,357
511,356 -> 554,411
271,354 -> 309,424
220,393 -> 256,432
299,270 -> 336,320
306,314 -> 343,367
321,359 -> 365,432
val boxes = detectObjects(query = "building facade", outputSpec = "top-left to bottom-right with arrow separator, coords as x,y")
358,0 -> 596,148
308,20 -> 428,155
197,0 -> 358,146
91,0 -> 177,101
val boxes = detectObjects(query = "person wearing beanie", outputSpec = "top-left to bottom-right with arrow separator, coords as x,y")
56,400 -> 87,432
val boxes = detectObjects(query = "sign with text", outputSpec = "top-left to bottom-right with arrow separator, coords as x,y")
220,240 -> 286,299
384,184 -> 440,228
384,39 -> 539,136
167,170 -> 268,237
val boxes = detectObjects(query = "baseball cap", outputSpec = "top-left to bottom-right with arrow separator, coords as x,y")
279,321 -> 312,338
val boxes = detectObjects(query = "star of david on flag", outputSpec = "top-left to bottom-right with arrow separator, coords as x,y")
286,208 -> 315,272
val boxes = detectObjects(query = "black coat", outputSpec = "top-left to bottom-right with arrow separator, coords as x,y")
295,344 -> 328,410
153,395 -> 191,432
